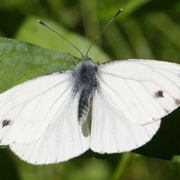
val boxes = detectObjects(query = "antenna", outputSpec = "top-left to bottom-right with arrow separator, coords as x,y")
37,19 -> 84,58
85,9 -> 123,57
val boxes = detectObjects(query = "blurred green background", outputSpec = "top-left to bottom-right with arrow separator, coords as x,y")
0,0 -> 180,180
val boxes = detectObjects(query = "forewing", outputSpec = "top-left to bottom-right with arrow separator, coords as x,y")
98,59 -> 180,125
10,94 -> 89,164
0,72 -> 73,144
91,59 -> 180,153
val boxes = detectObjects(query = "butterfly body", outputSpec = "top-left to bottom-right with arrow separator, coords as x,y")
72,58 -> 98,126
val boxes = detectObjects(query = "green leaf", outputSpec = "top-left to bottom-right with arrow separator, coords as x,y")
0,36 -> 79,92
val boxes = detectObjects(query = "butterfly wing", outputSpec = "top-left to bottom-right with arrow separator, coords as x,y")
10,93 -> 89,164
0,72 -> 71,144
91,59 -> 180,153
0,71 -> 89,163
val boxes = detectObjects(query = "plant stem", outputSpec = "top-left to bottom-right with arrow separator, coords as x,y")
111,153 -> 133,180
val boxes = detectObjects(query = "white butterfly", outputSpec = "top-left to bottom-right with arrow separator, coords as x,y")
0,55 -> 180,164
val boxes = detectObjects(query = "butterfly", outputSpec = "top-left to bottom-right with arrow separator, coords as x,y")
0,53 -> 180,164
1,12 -> 180,164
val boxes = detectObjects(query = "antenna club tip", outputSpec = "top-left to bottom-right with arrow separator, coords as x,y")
115,8 -> 123,17
37,19 -> 45,25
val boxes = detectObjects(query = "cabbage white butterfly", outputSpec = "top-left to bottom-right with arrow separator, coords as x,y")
0,13 -> 180,165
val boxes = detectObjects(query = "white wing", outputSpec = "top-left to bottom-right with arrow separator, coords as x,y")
91,59 -> 180,153
10,93 -> 89,164
0,71 -> 89,164
0,72 -> 71,144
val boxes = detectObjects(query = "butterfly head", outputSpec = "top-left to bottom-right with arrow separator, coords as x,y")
73,55 -> 98,90
81,56 -> 92,62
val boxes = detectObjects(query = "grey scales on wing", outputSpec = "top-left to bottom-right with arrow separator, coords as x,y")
72,57 -> 99,136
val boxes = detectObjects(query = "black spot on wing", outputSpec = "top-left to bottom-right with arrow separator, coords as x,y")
155,90 -> 164,98
175,99 -> 180,105
1,119 -> 11,127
